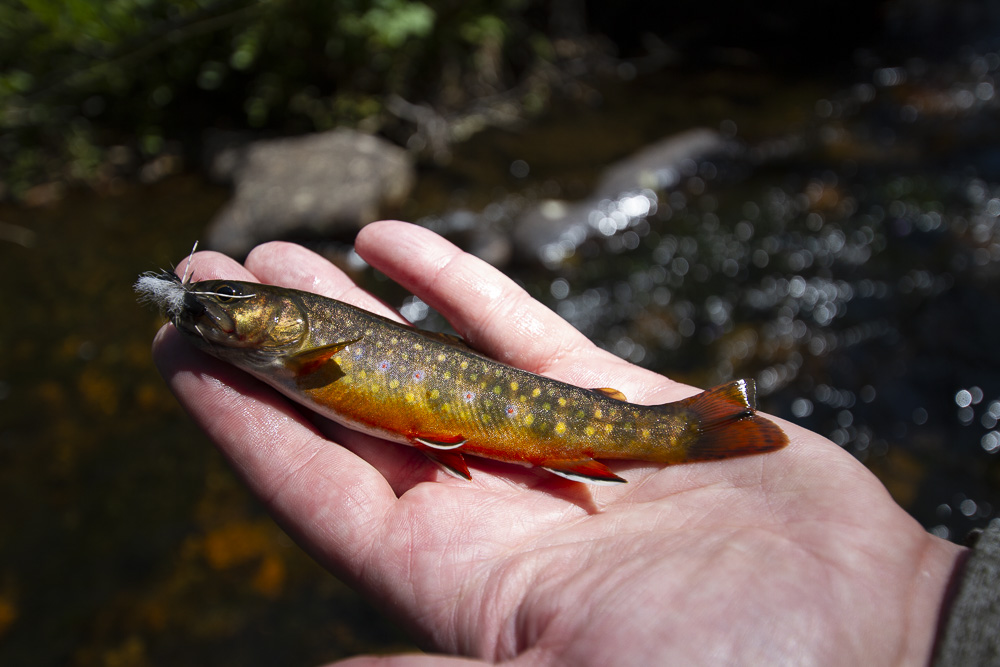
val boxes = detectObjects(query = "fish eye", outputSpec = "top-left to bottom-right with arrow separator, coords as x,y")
214,283 -> 241,302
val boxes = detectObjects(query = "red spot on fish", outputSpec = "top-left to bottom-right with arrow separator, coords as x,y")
413,370 -> 424,381
463,391 -> 475,402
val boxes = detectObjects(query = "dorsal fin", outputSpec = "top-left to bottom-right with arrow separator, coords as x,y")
590,387 -> 628,401
416,329 -> 501,363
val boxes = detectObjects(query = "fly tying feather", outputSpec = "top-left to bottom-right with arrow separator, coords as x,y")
134,241 -> 256,320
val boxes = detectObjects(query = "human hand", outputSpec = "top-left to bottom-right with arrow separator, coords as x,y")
152,220 -> 963,665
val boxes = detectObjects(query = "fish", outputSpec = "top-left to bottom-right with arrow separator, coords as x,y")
135,270 -> 788,484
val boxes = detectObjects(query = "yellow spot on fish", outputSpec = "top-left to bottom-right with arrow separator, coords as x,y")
604,424 -> 614,434
532,387 -> 541,397
405,392 -> 415,403
585,426 -> 595,436
594,408 -> 603,419
555,421 -> 567,435
493,386 -> 502,395
510,381 -> 519,391
437,354 -> 446,362
389,379 -> 400,389
430,389 -> 440,400
558,397 -> 567,407
524,414 -> 534,426
641,428 -> 651,438
460,361 -> 468,370
442,404 -> 451,414
576,410 -> 585,418
414,344 -> 423,351
359,370 -> 367,379
519,395 -> 527,402
543,402 -> 551,411
443,371 -> 451,379
391,337 -> 398,345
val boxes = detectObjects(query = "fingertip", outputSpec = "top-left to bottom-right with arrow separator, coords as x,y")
184,250 -> 257,282
355,220 -> 466,297
355,219 -> 414,249
244,240 -> 311,272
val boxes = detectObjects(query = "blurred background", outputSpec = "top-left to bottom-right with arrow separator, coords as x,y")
4,0 -> 1000,664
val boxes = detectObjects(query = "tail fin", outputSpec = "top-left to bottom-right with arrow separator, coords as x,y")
675,379 -> 788,462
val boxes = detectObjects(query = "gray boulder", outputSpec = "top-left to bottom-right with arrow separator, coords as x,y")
205,129 -> 414,257
512,128 -> 736,266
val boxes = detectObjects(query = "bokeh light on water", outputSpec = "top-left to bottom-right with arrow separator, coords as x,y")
412,48 -> 1000,544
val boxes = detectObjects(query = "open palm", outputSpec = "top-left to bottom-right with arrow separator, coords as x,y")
152,221 -> 961,665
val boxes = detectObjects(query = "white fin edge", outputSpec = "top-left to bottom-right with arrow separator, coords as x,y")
414,436 -> 467,451
542,467 -> 628,485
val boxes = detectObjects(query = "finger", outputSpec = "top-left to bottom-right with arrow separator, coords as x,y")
356,221 -> 593,367
181,248 -> 256,282
241,241 -> 488,486
244,241 -> 406,323
355,220 -> 691,404
152,247 -> 410,576
160,243 -> 437,491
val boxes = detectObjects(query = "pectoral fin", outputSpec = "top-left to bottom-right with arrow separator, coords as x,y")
542,459 -> 626,485
590,387 -> 628,401
289,339 -> 361,389
287,339 -> 359,376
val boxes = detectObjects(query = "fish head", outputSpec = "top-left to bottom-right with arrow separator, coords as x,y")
172,279 -> 308,367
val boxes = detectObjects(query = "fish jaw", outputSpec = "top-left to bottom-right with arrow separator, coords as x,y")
137,275 -> 312,371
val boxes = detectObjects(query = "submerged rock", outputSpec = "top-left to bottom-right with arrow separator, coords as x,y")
512,128 -> 737,266
205,129 -> 414,257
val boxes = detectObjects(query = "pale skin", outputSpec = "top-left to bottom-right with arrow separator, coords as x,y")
153,220 -> 965,666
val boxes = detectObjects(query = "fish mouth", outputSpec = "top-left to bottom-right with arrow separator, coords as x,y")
174,291 -> 239,344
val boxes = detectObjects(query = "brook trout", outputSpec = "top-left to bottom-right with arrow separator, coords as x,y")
136,272 -> 787,484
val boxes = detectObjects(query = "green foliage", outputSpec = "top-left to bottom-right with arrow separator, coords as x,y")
0,0 -> 552,198
340,0 -> 436,49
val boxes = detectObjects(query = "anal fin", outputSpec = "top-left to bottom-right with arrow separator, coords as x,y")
542,459 -> 626,485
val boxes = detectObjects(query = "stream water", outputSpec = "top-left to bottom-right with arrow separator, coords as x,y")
3,37 -> 1000,667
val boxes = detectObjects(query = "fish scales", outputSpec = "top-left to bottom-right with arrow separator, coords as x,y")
135,275 -> 788,484
301,310 -> 689,465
